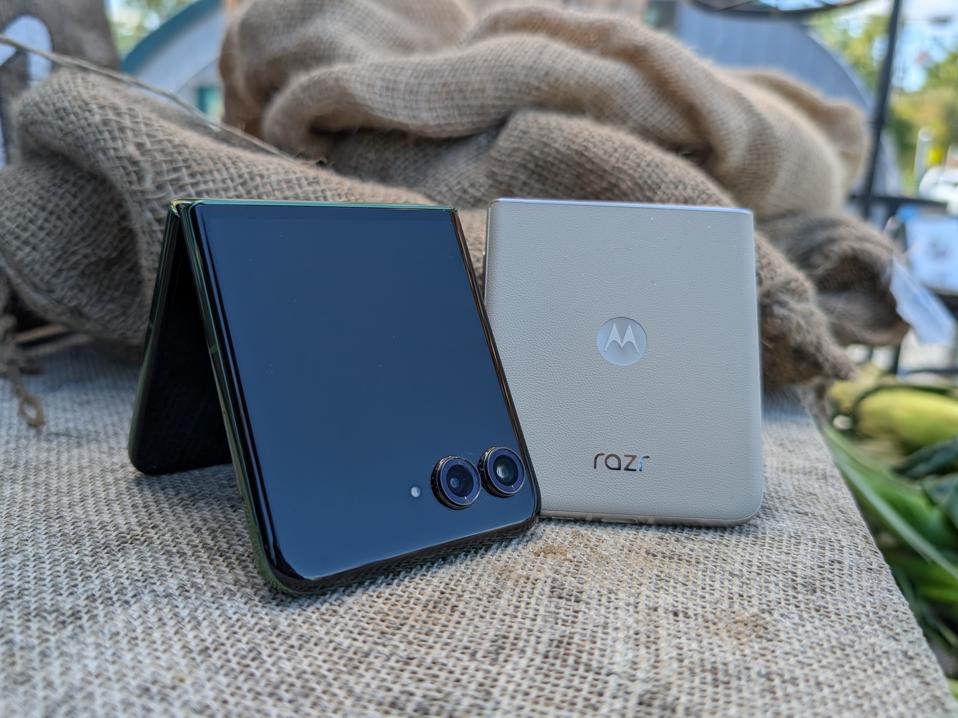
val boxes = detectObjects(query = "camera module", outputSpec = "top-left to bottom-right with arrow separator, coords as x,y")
432,456 -> 481,509
479,447 -> 526,497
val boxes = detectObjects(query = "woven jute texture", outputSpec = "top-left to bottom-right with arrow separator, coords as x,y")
221,0 -> 906,364
1,344 -> 954,717
0,1 -> 907,391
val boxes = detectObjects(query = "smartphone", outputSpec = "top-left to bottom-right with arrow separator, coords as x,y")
484,198 -> 763,525
129,200 -> 539,593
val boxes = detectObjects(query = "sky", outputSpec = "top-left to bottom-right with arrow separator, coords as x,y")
823,0 -> 958,90
862,0 -> 957,22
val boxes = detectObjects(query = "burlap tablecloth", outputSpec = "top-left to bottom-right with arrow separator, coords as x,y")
2,343 -> 954,716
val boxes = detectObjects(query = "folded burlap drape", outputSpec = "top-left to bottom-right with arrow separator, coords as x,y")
0,0 -> 905,394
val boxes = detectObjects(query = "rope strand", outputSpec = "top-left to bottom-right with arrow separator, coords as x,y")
0,293 -> 43,428
0,34 -> 293,162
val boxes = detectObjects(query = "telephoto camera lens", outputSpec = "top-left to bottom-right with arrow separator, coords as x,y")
479,447 -> 526,497
432,456 -> 481,508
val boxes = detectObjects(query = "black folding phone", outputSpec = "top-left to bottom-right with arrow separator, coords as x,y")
129,200 -> 540,594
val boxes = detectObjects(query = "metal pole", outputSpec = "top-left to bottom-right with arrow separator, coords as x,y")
860,0 -> 905,220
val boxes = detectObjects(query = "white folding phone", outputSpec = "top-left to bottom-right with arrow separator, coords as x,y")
483,198 -> 763,525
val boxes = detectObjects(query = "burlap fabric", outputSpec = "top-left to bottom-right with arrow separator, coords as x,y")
0,1 -> 906,395
1,343 -> 954,716
221,0 -> 906,364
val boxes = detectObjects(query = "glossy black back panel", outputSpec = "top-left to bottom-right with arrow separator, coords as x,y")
186,202 -> 538,590
129,212 -> 230,474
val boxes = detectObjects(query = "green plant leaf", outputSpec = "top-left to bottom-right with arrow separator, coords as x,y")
924,475 -> 958,535
898,438 -> 958,478
824,427 -> 958,583
893,567 -> 958,653
886,550 -> 958,608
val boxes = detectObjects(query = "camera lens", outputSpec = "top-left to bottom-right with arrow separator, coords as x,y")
494,456 -> 518,485
479,447 -> 526,497
432,456 -> 481,509
447,465 -> 474,496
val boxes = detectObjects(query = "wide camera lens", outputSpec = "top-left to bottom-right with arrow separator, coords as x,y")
494,456 -> 518,485
479,447 -> 526,497
432,456 -> 481,509
447,465 -> 475,497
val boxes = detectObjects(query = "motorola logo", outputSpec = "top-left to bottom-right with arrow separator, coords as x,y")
596,317 -> 647,366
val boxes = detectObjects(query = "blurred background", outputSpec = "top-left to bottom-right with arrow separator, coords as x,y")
102,0 -> 958,208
